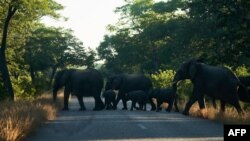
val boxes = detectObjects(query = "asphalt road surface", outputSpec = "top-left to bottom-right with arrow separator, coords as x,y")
27,96 -> 223,141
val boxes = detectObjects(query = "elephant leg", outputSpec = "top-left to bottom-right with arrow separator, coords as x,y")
93,95 -> 105,111
131,101 -> 135,111
77,95 -> 86,111
149,98 -> 156,111
139,102 -> 143,110
111,100 -> 116,110
212,98 -> 217,109
113,98 -> 119,110
122,97 -> 128,110
156,100 -> 162,112
183,95 -> 197,115
143,103 -> 147,111
166,101 -> 173,112
196,93 -> 206,110
63,87 -> 70,110
231,100 -> 243,115
220,100 -> 225,112
174,97 -> 179,112
104,99 -> 108,110
114,92 -> 124,110
105,101 -> 111,110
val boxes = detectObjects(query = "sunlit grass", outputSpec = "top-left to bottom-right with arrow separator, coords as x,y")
0,92 -> 62,141
159,99 -> 250,124
181,101 -> 250,124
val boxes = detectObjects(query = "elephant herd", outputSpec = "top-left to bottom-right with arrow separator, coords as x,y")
53,58 -> 250,116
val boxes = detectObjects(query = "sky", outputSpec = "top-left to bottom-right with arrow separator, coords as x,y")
42,0 -> 125,49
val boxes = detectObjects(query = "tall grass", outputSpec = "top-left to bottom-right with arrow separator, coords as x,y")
179,101 -> 250,124
0,92 -> 61,141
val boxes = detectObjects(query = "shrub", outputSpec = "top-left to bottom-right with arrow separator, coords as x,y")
150,70 -> 175,88
150,70 -> 193,100
234,65 -> 250,76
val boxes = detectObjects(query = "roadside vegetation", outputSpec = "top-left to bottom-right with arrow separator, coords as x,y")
0,92 -> 61,141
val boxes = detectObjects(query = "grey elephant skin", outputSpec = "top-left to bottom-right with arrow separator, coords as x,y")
106,74 -> 156,110
212,76 -> 250,108
149,84 -> 179,112
53,68 -> 105,111
102,90 -> 116,110
238,76 -> 250,103
173,58 -> 244,115
126,90 -> 148,111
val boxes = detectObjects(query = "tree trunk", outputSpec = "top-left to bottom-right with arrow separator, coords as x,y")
0,50 -> 14,100
48,66 -> 58,89
0,6 -> 17,101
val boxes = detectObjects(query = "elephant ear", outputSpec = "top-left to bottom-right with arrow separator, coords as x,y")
189,61 -> 198,80
59,69 -> 75,86
112,75 -> 123,89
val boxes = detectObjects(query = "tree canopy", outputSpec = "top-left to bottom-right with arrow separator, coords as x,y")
0,0 -> 93,100
98,0 -> 250,74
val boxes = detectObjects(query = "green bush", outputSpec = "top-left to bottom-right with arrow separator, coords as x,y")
234,66 -> 250,76
11,74 -> 36,100
151,70 -> 175,88
150,70 -> 193,100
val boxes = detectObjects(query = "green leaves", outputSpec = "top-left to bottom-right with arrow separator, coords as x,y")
0,0 -> 63,99
98,0 -> 250,74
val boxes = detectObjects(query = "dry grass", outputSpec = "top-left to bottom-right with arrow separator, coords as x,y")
181,101 -> 250,124
0,92 -> 61,141
159,99 -> 250,124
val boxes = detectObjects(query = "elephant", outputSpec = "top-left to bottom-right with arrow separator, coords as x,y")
149,84 -> 179,112
102,90 -> 116,110
238,76 -> 250,103
105,74 -> 156,110
172,58 -> 244,115
126,90 -> 148,111
239,76 -> 250,87
53,68 -> 105,111
211,76 -> 250,109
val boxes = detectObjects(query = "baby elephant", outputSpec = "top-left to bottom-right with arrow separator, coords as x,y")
126,90 -> 148,111
102,90 -> 116,110
149,87 -> 179,112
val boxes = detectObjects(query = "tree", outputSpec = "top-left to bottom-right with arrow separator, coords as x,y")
23,26 -> 87,89
0,0 -> 63,100
98,0 -> 250,74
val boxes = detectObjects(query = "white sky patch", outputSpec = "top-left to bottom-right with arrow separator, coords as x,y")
42,0 -> 125,49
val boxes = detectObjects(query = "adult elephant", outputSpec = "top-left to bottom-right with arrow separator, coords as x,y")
106,74 -> 156,110
172,58 -> 244,116
212,76 -> 250,109
53,68 -> 105,111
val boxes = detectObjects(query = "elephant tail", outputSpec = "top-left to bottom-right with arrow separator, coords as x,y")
237,81 -> 250,103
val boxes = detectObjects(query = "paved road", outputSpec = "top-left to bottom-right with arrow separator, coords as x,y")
27,97 -> 223,141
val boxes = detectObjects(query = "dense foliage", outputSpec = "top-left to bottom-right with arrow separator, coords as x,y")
98,0 -> 250,73
0,0 -> 96,100
1,0 -> 250,100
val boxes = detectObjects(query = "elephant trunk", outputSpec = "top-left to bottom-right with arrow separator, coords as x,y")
52,82 -> 60,101
53,88 -> 58,101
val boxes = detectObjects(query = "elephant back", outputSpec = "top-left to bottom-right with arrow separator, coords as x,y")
70,68 -> 104,96
53,69 -> 77,89
121,74 -> 152,93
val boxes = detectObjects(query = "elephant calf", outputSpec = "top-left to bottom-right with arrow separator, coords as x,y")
149,87 -> 179,112
126,90 -> 148,111
103,90 -> 116,110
